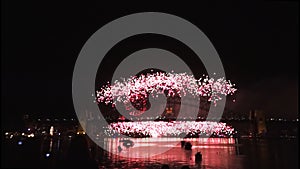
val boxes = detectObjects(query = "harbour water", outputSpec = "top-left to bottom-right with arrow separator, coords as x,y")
96,137 -> 298,169
2,137 -> 298,169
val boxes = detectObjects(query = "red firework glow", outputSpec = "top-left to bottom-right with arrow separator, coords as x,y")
96,72 -> 237,109
104,121 -> 235,138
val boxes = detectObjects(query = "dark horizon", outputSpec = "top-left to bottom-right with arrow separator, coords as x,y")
1,1 -> 298,130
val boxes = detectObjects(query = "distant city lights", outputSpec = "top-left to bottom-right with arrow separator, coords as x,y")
27,133 -> 35,138
77,131 -> 86,135
49,126 -> 54,136
17,141 -> 23,145
45,153 -> 50,158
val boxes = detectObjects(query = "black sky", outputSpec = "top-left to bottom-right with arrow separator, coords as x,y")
1,1 -> 298,130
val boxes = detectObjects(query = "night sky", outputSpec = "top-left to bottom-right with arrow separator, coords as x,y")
2,2 -> 298,130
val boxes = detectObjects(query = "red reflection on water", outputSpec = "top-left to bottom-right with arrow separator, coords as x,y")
102,138 -> 242,168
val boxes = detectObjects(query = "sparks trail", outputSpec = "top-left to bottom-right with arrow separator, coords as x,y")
104,121 -> 235,138
96,72 -> 237,110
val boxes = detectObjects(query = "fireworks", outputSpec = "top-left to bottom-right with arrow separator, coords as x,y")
96,72 -> 237,107
104,121 -> 235,138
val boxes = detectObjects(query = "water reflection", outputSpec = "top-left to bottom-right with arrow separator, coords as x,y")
3,136 -> 297,168
100,138 -> 243,169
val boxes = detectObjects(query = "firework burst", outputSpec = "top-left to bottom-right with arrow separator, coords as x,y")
96,72 -> 236,109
